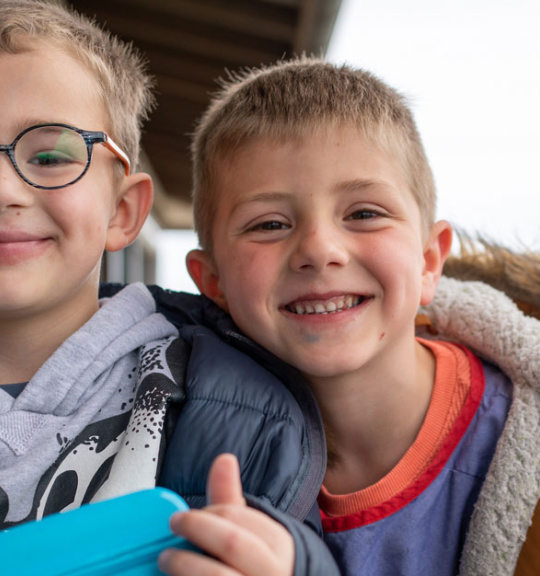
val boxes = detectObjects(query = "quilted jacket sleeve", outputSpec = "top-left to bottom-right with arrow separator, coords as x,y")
246,495 -> 340,576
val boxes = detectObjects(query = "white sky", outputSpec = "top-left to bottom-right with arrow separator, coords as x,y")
326,0 -> 540,247
156,0 -> 540,292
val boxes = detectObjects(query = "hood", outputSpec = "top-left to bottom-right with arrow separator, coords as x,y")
443,235 -> 540,319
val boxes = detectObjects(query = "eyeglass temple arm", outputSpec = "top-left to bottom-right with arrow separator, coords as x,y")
102,136 -> 131,176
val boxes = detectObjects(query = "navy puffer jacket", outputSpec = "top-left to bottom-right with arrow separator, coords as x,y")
100,284 -> 339,576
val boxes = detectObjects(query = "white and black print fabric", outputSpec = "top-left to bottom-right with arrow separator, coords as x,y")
0,284 -> 182,529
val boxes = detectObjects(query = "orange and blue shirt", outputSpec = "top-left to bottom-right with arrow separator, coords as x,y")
319,340 -> 512,576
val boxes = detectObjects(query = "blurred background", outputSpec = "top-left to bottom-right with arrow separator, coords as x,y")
66,0 -> 540,293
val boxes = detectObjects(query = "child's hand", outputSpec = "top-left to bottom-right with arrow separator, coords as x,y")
158,453 -> 295,576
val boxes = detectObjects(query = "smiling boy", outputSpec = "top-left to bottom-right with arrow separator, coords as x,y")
190,125 -> 452,494
0,0 -> 181,524
157,57 -> 540,576
0,50 -> 141,359
187,64 -> 453,503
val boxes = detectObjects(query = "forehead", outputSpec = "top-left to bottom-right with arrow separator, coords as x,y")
216,117 -> 409,166
215,126 -> 410,193
0,46 -> 106,135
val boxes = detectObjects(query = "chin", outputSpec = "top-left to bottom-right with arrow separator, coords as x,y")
297,361 -> 352,381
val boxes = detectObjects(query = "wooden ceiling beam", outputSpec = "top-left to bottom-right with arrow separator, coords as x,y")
153,75 -> 211,105
142,48 -> 230,84
86,0 -> 296,43
99,13 -> 284,65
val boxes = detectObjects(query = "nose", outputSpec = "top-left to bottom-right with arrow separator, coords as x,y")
289,220 -> 350,273
0,152 -> 35,211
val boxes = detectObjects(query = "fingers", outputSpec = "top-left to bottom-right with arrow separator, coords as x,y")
207,453 -> 246,507
170,503 -> 294,560
159,453 -> 294,576
164,508 -> 291,576
161,509 -> 295,576
159,548 -> 238,576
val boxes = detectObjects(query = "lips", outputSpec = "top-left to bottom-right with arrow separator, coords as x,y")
0,230 -> 53,261
0,230 -> 47,243
285,295 -> 365,315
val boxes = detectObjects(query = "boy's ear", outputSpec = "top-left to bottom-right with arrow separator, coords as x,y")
186,249 -> 229,311
105,173 -> 153,252
420,220 -> 453,306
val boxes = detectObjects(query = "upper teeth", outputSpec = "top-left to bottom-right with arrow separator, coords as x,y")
288,296 -> 361,315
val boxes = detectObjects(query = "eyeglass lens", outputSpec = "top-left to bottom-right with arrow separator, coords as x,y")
14,126 -> 89,188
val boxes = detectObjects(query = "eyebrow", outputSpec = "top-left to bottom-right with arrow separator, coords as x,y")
231,190 -> 292,212
332,178 -> 383,194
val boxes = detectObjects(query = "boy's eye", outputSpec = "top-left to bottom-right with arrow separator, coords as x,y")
248,220 -> 289,232
28,150 -> 78,167
347,209 -> 381,220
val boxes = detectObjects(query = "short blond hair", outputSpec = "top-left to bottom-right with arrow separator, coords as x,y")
0,0 -> 154,170
192,56 -> 436,252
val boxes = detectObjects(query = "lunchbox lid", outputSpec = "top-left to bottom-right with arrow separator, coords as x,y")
1,487 -> 191,575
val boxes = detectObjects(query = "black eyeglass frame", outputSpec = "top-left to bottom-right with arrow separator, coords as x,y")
0,123 -> 131,190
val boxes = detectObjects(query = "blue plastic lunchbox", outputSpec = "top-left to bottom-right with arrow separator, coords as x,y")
0,487 -> 191,575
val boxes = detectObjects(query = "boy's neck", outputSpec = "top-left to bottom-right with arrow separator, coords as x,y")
0,297 -> 100,386
311,339 -> 436,494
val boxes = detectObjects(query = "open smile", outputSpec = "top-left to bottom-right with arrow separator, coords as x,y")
285,295 -> 368,315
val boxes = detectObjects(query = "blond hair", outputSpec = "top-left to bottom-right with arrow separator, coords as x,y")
0,0 -> 154,169
192,56 -> 436,252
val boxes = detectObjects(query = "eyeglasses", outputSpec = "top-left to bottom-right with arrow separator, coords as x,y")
0,123 -> 131,190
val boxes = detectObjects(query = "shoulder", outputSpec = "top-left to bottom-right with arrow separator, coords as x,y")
99,282 -> 210,326
161,326 -> 325,518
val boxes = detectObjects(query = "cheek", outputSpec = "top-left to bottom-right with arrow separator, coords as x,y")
220,258 -> 274,319
51,195 -> 111,245
368,236 -> 419,275
222,269 -> 263,311
373,238 -> 425,301
219,246 -> 273,293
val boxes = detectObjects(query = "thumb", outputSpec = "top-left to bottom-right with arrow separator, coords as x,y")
207,453 -> 246,506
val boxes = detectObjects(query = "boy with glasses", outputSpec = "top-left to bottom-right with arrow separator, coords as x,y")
0,3 -> 341,576
0,0 -> 173,518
